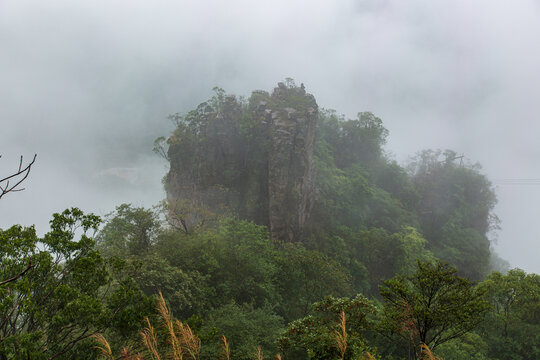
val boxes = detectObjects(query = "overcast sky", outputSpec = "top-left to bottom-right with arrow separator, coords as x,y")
1,0 -> 539,273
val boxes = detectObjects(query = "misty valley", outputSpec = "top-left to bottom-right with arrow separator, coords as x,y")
1,82 -> 538,360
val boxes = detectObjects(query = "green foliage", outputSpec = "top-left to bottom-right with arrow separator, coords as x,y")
166,88 -> 272,227
158,219 -> 278,309
2,83 -> 534,359
95,207 -> 364,357
306,226 -> 433,297
379,260 -> 490,352
436,218 -> 491,280
0,208 -> 152,359
89,199 -> 536,360
200,303 -> 283,360
374,161 -> 419,211
365,186 -> 413,232
164,85 -> 499,284
396,227 -> 437,275
357,227 -> 435,295
274,243 -> 353,323
408,149 -> 497,280
477,269 -> 540,360
436,332 -> 492,360
316,109 -> 388,171
311,148 -> 371,231
336,112 -> 388,169
278,295 -> 377,360
129,254 -> 211,321
311,110 -> 418,236
151,216 -> 355,325
96,204 -> 162,257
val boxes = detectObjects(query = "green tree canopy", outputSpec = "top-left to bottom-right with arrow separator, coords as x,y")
199,303 -> 283,360
407,149 -> 497,280
477,269 -> 540,360
278,294 -> 377,360
96,203 -> 162,257
379,260 -> 489,357
0,208 -> 152,359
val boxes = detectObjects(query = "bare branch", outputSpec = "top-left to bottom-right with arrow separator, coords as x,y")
0,154 -> 37,199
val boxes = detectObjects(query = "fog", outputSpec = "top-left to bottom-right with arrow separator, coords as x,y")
1,0 -> 539,273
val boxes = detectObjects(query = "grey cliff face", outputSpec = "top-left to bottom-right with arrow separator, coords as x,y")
165,83 -> 318,241
265,84 -> 318,242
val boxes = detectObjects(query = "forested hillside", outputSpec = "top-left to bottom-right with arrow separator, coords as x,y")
1,82 -> 538,359
163,81 -> 495,282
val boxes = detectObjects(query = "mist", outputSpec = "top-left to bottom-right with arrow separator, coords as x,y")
1,0 -> 539,273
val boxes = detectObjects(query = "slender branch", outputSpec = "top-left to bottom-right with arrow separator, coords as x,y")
48,327 -> 91,360
0,263 -> 34,286
0,154 -> 37,199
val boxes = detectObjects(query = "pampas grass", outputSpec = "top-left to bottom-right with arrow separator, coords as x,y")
220,335 -> 231,360
95,291 -> 201,360
255,346 -> 263,360
333,311 -> 348,360
140,316 -> 161,360
419,343 -> 443,360
92,333 -> 113,360
153,290 -> 200,360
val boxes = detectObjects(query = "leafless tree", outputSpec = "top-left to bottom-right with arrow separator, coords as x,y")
0,154 -> 37,200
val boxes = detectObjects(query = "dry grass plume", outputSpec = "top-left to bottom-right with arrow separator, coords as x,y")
333,311 -> 348,360
220,335 -> 231,360
256,346 -> 264,360
419,343 -> 443,360
92,333 -> 113,360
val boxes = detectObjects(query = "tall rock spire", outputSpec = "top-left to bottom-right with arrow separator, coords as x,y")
165,82 -> 318,242
265,82 -> 318,242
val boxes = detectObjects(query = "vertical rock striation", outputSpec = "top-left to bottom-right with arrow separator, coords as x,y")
265,82 -> 318,242
165,82 -> 318,242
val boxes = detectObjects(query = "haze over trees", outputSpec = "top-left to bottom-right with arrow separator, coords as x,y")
1,82 -> 538,359
163,81 -> 498,283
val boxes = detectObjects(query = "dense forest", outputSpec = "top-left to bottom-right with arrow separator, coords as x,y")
1,81 -> 538,359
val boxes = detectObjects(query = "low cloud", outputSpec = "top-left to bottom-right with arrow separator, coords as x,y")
1,0 -> 539,272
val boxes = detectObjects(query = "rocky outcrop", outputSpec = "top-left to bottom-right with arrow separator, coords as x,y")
165,82 -> 318,242
263,83 -> 318,242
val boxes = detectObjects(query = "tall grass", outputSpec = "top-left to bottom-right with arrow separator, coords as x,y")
95,291 -> 200,360
92,333 -> 113,360
220,335 -> 231,360
97,292 -> 432,360
255,346 -> 263,360
140,317 -> 161,360
94,292 -> 287,360
418,343 -> 443,360
333,311 -> 347,360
